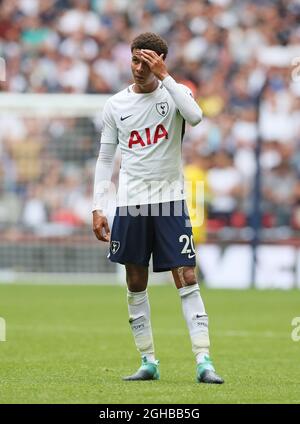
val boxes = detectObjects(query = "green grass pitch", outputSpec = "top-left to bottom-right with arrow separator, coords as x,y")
0,284 -> 299,404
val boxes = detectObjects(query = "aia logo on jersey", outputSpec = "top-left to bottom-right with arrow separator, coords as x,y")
156,102 -> 169,117
128,124 -> 168,149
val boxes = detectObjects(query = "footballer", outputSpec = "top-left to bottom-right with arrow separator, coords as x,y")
92,32 -> 223,384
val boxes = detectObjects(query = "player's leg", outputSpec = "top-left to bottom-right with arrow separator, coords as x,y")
152,201 -> 223,384
123,263 -> 159,381
126,263 -> 155,361
108,206 -> 158,380
172,265 -> 223,384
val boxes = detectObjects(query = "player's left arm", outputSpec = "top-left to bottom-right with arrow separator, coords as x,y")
140,49 -> 203,126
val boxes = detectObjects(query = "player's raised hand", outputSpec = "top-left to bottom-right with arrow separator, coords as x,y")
92,210 -> 110,242
140,49 -> 169,81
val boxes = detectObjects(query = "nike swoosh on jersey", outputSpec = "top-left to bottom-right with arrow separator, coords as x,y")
120,114 -> 133,121
188,254 -> 196,259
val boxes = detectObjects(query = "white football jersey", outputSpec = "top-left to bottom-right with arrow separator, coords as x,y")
101,81 -> 191,207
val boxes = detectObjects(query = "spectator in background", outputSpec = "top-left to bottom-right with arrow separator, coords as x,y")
292,179 -> 300,230
0,168 -> 22,231
184,146 -> 211,281
208,150 -> 244,226
0,0 -> 299,239
262,159 -> 298,227
22,183 -> 47,230
184,146 -> 211,247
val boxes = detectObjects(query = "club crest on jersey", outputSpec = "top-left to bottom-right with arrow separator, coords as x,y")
156,102 -> 169,117
111,241 -> 120,254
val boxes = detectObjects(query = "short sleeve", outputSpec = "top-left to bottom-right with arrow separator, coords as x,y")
100,100 -> 118,145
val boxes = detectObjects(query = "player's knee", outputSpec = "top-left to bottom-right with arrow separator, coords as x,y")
127,280 -> 146,292
126,273 -> 143,291
126,265 -> 148,291
183,267 -> 197,286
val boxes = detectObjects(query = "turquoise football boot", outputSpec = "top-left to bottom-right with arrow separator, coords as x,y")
123,356 -> 160,381
196,355 -> 224,384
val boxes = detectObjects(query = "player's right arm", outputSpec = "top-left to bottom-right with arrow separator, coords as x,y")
140,49 -> 202,126
92,100 -> 118,242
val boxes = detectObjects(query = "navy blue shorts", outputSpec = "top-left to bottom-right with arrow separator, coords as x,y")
108,201 -> 196,272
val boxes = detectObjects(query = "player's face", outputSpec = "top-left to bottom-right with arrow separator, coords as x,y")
131,48 -> 156,87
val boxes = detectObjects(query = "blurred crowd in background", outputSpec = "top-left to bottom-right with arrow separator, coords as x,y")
0,0 -> 300,240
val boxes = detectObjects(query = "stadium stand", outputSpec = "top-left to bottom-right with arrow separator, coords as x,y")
0,0 -> 300,277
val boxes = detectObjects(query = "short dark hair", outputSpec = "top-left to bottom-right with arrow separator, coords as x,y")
131,32 -> 168,59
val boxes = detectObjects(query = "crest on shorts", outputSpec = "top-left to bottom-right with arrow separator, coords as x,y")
111,240 -> 120,255
156,102 -> 169,117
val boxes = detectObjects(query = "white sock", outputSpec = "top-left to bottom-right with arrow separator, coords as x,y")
178,284 -> 210,362
196,352 -> 210,365
127,289 -> 155,363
